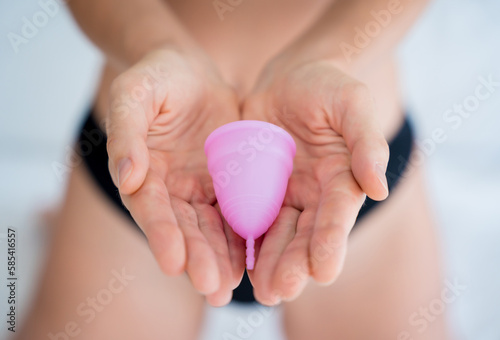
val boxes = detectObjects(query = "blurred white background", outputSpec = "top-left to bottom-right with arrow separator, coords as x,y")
0,0 -> 499,339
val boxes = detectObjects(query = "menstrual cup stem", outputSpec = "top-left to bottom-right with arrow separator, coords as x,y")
246,237 -> 255,270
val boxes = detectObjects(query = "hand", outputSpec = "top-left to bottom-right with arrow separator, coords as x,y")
242,60 -> 390,305
106,47 -> 245,306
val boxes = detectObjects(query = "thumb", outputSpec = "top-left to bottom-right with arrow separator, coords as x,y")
106,80 -> 151,195
107,129 -> 149,195
340,85 -> 390,201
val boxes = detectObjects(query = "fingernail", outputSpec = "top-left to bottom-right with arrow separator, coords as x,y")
375,162 -> 388,193
271,290 -> 282,305
117,158 -> 132,188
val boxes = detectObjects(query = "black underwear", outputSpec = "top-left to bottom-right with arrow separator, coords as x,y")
77,109 -> 414,304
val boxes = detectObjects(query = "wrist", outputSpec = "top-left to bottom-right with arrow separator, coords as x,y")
117,40 -> 220,85
125,42 -> 229,101
270,41 -> 356,78
253,47 -> 352,94
117,19 -> 201,71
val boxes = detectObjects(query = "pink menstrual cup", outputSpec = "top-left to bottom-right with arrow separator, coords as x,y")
204,121 -> 296,269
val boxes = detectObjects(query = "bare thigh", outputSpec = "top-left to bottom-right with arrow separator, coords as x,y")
17,165 -> 205,340
283,166 -> 449,340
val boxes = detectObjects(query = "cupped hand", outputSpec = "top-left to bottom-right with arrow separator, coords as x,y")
242,60 -> 390,305
106,47 -> 246,306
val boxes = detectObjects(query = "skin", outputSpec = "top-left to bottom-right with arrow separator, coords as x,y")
17,0 -> 449,339
243,61 -> 390,302
105,48 -> 246,306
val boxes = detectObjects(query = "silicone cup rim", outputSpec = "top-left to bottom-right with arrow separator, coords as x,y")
204,120 -> 297,158
204,120 -> 297,270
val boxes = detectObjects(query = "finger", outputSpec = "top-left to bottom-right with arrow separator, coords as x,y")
248,207 -> 300,306
196,204 -> 237,306
272,208 -> 315,301
171,199 -> 220,296
107,75 -> 154,195
214,203 -> 246,289
338,84 -> 390,201
309,170 -> 365,285
122,170 -> 186,276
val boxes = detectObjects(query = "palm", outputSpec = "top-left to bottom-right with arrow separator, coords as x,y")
148,96 -> 246,306
245,104 -> 363,305
146,96 -> 234,206
242,62 -> 385,305
109,49 -> 246,306
279,113 -> 355,215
